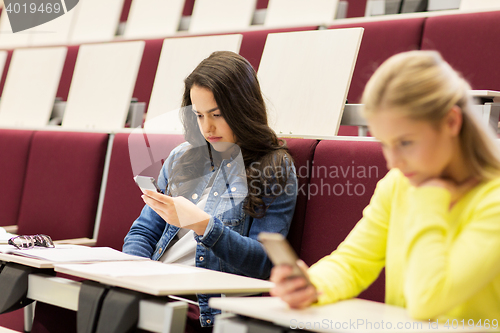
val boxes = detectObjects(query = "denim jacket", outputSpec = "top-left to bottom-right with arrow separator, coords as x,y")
123,142 -> 298,327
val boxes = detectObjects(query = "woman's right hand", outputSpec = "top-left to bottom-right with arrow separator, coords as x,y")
270,260 -> 318,309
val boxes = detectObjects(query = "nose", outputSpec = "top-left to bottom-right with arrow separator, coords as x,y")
384,147 -> 403,170
201,116 -> 215,134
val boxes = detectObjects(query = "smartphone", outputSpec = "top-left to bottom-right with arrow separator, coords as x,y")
258,232 -> 310,283
134,176 -> 163,194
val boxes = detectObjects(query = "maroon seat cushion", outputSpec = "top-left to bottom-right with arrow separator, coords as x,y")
16,131 -> 109,240
120,0 -> 133,22
56,45 -> 79,101
256,0 -> 269,9
329,18 -> 425,103
345,0 -> 367,18
96,133 -> 184,250
0,129 -> 34,226
421,10 -> 500,91
0,50 -> 13,97
0,309 -> 24,332
241,26 -> 318,71
300,140 -> 388,302
131,38 -> 165,113
183,0 -> 195,16
282,138 -> 319,256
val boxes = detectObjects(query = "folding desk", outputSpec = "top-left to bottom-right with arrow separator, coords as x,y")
144,34 -> 242,132
257,28 -> 363,138
0,47 -> 67,128
0,253 -> 273,333
189,0 -> 257,34
210,297 -> 496,333
123,0 -> 185,39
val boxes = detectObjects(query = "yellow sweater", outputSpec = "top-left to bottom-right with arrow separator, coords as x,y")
308,169 -> 500,321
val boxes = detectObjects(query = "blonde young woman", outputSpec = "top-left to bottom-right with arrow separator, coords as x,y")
270,50 -> 500,323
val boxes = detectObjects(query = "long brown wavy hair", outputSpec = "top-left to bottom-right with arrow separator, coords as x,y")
169,51 -> 293,218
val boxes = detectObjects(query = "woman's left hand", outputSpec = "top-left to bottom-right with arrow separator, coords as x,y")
419,177 -> 479,205
142,190 -> 210,235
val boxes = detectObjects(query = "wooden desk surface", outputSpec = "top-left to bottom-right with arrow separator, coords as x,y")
210,297 -> 495,333
0,252 -> 54,269
54,260 -> 273,296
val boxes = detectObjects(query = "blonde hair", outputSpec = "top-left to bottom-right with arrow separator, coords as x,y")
362,50 -> 500,181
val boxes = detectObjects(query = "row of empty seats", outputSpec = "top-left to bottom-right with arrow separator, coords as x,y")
0,128 -> 387,331
0,10 -> 499,137
0,0 -> 498,49
0,0 -> 349,48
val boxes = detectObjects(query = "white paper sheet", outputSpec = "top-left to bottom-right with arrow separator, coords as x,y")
0,244 -> 148,263
56,261 -> 201,277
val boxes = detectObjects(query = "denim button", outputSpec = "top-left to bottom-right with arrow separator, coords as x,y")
226,163 -> 231,168
199,256 -> 204,261
158,248 -> 162,254
192,193 -> 198,200
206,319 -> 211,324
214,192 -> 218,197
231,187 -> 236,192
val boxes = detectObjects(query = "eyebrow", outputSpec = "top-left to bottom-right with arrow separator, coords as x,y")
192,107 -> 219,114
382,133 -> 417,145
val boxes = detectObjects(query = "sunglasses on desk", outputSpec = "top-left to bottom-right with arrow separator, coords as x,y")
8,234 -> 55,250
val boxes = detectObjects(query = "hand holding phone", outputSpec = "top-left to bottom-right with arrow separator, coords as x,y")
258,232 -> 310,283
134,176 -> 163,194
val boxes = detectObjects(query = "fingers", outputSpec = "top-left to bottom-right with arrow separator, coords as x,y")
143,190 -> 173,204
270,265 -> 293,284
270,264 -> 317,309
270,274 -> 316,309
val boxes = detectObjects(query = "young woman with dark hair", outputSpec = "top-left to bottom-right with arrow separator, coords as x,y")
123,51 -> 298,329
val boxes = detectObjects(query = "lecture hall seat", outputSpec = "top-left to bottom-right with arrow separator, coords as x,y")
0,129 -> 33,227
282,138 -> 319,256
95,132 -> 185,250
15,131 -> 109,240
421,10 -> 500,92
131,38 -> 164,114
329,17 -> 426,104
56,45 -> 80,102
0,50 -> 12,98
300,139 -> 388,302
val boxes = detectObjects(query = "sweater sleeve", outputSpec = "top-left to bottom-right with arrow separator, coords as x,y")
307,170 -> 397,305
404,183 -> 500,320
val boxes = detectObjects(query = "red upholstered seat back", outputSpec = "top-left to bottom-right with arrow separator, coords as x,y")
329,18 -> 425,103
56,45 -> 80,101
16,131 -> 109,240
282,138 -> 319,256
183,0 -> 195,16
96,133 -> 184,250
345,0 -> 367,18
300,140 -> 388,302
0,50 -> 13,97
131,38 -> 164,113
257,0 -> 269,9
421,10 -> 500,91
0,129 -> 34,226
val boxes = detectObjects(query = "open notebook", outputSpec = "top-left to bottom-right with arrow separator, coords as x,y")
0,244 -> 148,263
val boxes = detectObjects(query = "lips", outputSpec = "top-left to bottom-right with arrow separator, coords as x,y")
207,136 -> 222,142
403,172 -> 416,178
